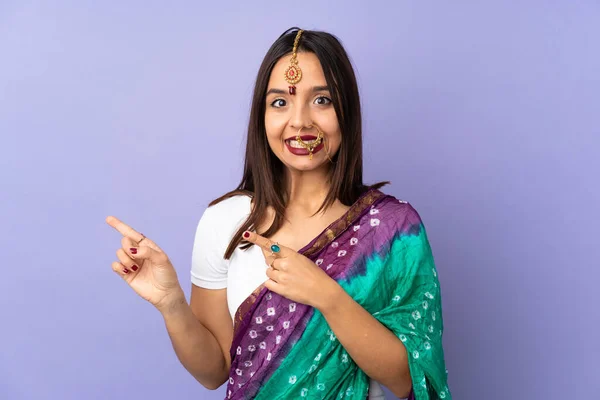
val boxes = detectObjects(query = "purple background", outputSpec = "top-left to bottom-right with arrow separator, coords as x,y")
1,2 -> 598,399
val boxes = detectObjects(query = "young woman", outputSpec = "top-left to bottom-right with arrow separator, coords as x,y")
107,28 -> 452,400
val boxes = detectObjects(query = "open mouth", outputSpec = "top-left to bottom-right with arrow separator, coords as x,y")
284,135 -> 324,156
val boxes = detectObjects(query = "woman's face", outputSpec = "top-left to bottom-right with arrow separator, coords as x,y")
264,52 -> 342,172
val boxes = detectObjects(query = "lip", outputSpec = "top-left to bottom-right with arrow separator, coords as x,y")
285,135 -> 318,141
285,141 -> 325,157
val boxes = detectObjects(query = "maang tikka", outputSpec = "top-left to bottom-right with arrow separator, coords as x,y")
284,29 -> 303,95
284,29 -> 325,161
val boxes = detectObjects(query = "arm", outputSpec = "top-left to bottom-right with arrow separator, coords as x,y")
159,285 -> 233,390
106,207 -> 234,390
317,283 -> 412,398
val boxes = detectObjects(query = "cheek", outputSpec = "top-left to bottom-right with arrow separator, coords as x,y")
317,111 -> 341,140
322,124 -> 342,150
264,112 -> 287,142
327,135 -> 342,154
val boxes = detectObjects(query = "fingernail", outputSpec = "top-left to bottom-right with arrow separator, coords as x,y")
130,248 -> 137,254
131,265 -> 138,271
123,268 -> 130,274
243,231 -> 250,239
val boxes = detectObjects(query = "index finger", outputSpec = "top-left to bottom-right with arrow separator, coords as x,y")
106,215 -> 144,242
243,231 -> 289,256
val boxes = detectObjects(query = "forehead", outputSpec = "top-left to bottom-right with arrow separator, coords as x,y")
268,52 -> 326,88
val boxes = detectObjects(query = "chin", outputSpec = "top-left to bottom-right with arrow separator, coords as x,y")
284,157 -> 328,172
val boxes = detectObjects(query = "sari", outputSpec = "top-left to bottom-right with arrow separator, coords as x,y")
226,189 -> 452,399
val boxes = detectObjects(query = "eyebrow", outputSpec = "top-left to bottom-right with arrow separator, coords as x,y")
266,85 -> 330,96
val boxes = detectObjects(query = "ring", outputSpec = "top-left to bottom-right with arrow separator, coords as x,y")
137,233 -> 146,244
270,241 -> 281,256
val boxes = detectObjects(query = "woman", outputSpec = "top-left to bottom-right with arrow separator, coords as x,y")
106,27 -> 452,399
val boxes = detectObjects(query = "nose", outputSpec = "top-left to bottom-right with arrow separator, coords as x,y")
289,101 -> 312,131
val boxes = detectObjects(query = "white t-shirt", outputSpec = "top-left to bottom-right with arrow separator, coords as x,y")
190,195 -> 386,399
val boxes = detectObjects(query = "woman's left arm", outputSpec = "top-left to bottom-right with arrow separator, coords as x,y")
317,282 -> 412,398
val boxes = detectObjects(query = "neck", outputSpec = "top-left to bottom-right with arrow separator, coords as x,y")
285,165 -> 332,215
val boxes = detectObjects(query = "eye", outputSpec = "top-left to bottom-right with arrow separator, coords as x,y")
314,96 -> 332,106
270,98 -> 287,108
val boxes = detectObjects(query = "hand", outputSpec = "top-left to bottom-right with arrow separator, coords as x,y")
243,231 -> 340,310
106,216 -> 184,312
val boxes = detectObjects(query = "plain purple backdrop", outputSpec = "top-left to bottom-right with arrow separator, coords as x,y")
1,1 -> 598,399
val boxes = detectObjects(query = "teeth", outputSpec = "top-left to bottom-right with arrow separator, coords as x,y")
287,139 -> 317,149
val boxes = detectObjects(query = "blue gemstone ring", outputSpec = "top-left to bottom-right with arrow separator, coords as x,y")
270,242 -> 281,255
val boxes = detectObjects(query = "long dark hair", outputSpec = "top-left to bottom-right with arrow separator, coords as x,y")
210,27 -> 388,259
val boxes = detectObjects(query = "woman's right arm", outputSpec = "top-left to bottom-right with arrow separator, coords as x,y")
105,215 -> 234,391
160,285 -> 233,390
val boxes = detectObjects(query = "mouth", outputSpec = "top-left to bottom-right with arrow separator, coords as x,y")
284,135 -> 325,156
284,134 -> 322,148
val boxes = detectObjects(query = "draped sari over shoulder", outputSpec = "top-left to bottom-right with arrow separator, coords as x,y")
225,190 -> 452,400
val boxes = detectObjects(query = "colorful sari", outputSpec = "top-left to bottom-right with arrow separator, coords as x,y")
226,189 -> 452,399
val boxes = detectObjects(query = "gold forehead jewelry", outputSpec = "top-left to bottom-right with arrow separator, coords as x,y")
284,30 -> 304,95
296,124 -> 324,160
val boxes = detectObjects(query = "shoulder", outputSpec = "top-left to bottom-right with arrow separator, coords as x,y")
371,191 -> 424,231
203,194 -> 252,220
196,194 -> 252,237
190,195 -> 253,285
